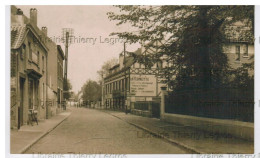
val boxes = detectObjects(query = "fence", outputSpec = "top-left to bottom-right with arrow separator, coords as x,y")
165,88 -> 254,122
134,102 -> 149,111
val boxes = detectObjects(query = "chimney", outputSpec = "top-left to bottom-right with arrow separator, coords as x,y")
42,26 -> 47,36
13,8 -> 24,25
30,8 -> 37,26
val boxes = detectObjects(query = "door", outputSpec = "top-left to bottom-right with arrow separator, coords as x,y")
28,79 -> 34,110
18,78 -> 25,128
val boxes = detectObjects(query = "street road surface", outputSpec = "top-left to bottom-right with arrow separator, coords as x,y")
25,108 -> 189,154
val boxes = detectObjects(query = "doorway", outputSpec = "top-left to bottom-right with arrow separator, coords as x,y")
18,77 -> 25,129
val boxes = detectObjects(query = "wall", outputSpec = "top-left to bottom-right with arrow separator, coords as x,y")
47,86 -> 57,118
161,113 -> 254,141
46,41 -> 58,92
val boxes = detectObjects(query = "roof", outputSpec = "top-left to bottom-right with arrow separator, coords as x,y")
11,24 -> 49,52
11,25 -> 27,49
109,64 -> 119,71
57,45 -> 65,60
105,48 -> 142,80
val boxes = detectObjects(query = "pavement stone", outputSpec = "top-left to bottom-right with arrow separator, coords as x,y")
10,110 -> 71,154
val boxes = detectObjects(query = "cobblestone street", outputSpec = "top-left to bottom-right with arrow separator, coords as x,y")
25,108 -> 190,154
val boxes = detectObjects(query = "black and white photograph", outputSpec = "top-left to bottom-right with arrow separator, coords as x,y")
6,4 -> 257,157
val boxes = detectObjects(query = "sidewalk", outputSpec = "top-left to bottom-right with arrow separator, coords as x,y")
10,110 -> 71,154
102,110 -> 253,154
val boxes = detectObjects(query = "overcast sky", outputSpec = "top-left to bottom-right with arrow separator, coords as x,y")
16,5 -> 140,93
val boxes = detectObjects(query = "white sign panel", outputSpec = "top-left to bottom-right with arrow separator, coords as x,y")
130,74 -> 156,97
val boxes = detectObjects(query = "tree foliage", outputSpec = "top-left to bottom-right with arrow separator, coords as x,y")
82,80 -> 102,102
108,5 -> 254,90
97,58 -> 118,82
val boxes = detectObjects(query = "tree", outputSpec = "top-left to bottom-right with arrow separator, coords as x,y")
63,79 -> 72,100
97,58 -> 118,82
107,5 -> 254,91
82,80 -> 102,103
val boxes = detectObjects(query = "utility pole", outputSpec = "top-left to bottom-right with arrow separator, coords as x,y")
62,28 -> 73,82
64,32 -> 69,82
62,28 -> 74,110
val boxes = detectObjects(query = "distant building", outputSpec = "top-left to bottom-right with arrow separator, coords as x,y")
104,46 -> 166,118
224,21 -> 254,74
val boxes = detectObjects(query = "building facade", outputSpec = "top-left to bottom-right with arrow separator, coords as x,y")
224,21 -> 254,73
104,48 -> 166,118
11,8 -> 48,129
10,6 -> 65,129
57,45 -> 65,110
43,33 -> 65,118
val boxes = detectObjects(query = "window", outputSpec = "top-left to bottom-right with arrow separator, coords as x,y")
125,78 -> 128,91
28,42 -> 32,60
235,45 -> 240,61
244,44 -> 249,56
21,44 -> 26,60
157,60 -> 162,69
42,83 -> 45,107
42,56 -> 45,71
37,51 -> 40,64
32,50 -> 39,64
122,79 -> 125,91
28,79 -> 33,109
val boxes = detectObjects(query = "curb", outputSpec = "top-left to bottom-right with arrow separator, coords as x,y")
102,110 -> 204,154
19,112 -> 71,154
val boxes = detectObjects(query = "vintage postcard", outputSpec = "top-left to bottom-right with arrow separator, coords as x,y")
8,5 -> 255,157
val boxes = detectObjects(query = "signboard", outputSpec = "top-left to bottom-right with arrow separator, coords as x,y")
130,74 -> 156,97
